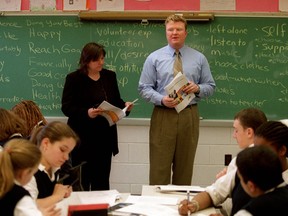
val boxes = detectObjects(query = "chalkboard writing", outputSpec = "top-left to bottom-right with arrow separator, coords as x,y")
0,16 -> 287,120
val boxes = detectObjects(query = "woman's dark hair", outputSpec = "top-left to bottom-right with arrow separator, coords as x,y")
79,42 -> 106,75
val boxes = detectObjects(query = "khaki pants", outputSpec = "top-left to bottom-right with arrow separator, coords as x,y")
149,105 -> 199,185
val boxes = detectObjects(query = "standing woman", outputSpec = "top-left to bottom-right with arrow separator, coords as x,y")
61,42 -> 134,191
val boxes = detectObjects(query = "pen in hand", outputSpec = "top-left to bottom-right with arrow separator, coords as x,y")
187,190 -> 191,216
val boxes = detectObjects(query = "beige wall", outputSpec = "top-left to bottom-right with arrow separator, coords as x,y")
110,119 -> 240,195
47,117 -> 241,195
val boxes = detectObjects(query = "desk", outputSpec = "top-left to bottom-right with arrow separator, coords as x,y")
141,185 -> 219,215
57,190 -> 128,216
57,187 -> 218,216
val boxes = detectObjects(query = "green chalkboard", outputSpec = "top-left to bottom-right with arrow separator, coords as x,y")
0,16 -> 288,120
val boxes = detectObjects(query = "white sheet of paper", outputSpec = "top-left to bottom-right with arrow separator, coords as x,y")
63,0 -> 87,11
30,0 -> 56,11
200,0 -> 235,11
115,203 -> 179,216
97,0 -> 124,11
125,195 -> 179,205
0,0 -> 21,11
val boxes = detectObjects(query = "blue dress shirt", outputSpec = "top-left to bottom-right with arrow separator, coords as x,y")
138,44 -> 216,106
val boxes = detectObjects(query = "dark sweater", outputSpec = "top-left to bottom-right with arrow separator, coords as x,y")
0,184 -> 30,216
35,169 -> 57,198
242,185 -> 288,216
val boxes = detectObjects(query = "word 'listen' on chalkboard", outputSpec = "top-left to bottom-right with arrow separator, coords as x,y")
0,16 -> 287,119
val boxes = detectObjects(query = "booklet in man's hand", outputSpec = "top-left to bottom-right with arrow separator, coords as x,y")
164,72 -> 195,113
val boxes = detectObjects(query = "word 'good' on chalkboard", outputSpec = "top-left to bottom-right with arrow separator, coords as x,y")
0,16 -> 287,120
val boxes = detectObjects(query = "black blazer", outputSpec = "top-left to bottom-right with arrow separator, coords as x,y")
62,69 -> 127,157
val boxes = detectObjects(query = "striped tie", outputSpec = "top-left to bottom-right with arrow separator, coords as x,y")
173,50 -> 183,77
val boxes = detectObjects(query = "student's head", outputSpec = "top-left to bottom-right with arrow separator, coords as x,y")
254,121 -> 288,170
30,121 -> 79,169
233,108 -> 267,149
79,42 -> 106,75
236,145 -> 283,197
11,100 -> 48,138
0,139 -> 41,198
165,14 -> 188,50
0,108 -> 26,144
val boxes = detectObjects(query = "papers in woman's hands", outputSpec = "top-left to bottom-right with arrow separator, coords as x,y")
164,72 -> 195,113
97,101 -> 126,126
97,99 -> 138,126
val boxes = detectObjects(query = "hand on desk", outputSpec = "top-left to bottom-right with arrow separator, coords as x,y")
178,199 -> 199,215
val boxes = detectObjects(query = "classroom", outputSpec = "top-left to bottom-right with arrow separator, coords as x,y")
0,0 -> 288,201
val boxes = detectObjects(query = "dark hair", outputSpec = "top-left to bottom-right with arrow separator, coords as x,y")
236,145 -> 283,191
255,121 -> 288,157
79,42 -> 106,75
234,108 -> 267,131
0,108 -> 26,143
11,100 -> 48,137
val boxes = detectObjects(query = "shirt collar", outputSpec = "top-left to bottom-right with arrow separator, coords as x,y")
38,163 -> 60,181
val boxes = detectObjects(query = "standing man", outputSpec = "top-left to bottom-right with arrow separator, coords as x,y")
138,14 -> 216,185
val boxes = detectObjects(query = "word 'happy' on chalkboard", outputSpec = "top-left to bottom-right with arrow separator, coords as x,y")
0,16 -> 287,120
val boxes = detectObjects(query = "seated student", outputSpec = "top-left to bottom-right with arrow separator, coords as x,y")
11,100 -> 80,190
0,108 -> 26,147
11,100 -> 48,138
253,121 -> 288,182
24,121 -> 79,209
234,145 -> 288,216
178,108 -> 267,215
0,139 -> 60,216
179,120 -> 288,216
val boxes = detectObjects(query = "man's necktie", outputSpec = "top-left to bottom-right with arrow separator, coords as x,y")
173,50 -> 183,77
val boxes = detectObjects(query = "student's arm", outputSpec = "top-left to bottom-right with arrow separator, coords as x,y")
36,184 -> 71,209
178,191 -> 213,215
14,195 -> 42,216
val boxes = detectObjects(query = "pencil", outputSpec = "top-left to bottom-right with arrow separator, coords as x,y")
187,190 -> 191,216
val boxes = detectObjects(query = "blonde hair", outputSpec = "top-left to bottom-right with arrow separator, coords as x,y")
30,121 -> 79,147
0,108 -> 26,142
165,14 -> 187,30
0,139 -> 41,198
11,100 -> 48,137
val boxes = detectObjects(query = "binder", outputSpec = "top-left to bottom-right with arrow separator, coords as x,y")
68,203 -> 109,216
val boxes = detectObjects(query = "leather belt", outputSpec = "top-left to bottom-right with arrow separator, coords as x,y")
155,104 -> 197,109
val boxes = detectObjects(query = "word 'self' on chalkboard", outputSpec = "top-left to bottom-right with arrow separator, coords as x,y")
0,16 -> 287,120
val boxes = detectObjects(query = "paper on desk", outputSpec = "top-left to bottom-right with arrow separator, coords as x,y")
156,185 -> 205,193
114,203 -> 179,216
125,195 -> 179,205
57,189 -> 120,216
76,190 -> 120,205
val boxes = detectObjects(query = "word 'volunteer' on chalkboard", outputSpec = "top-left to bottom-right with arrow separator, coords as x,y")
0,16 -> 287,120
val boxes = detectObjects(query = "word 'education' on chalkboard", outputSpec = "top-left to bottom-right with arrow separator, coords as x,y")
0,16 -> 287,120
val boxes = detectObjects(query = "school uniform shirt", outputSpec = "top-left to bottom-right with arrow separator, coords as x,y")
206,155 -> 288,213
0,181 -> 42,216
234,183 -> 288,216
24,163 -> 59,200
